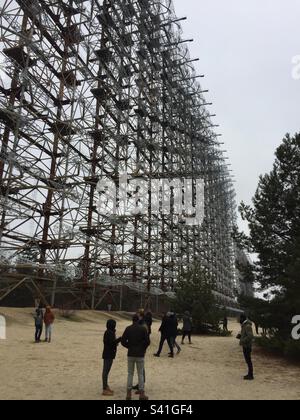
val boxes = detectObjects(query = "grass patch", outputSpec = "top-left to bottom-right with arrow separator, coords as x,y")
255,336 -> 300,362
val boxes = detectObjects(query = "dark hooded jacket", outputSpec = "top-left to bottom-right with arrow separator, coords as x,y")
102,320 -> 121,360
121,321 -> 150,358
34,309 -> 44,327
159,315 -> 168,336
165,313 -> 178,338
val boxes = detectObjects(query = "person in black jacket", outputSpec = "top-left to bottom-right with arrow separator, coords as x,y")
133,309 -> 151,392
102,319 -> 121,397
34,307 -> 44,343
144,311 -> 153,335
121,314 -> 150,401
154,312 -> 174,358
169,312 -> 181,355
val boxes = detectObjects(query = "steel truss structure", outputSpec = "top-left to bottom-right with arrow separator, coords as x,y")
0,0 -> 237,309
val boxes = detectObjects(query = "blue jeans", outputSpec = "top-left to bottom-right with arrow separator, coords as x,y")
45,324 -> 53,341
127,357 -> 145,392
35,325 -> 43,342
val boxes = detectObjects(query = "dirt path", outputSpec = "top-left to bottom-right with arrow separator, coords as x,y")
0,308 -> 299,400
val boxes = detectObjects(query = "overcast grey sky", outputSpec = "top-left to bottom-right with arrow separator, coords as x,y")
173,0 -> 300,231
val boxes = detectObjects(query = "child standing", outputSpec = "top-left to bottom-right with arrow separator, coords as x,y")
34,307 -> 44,343
102,319 -> 121,397
44,306 -> 55,343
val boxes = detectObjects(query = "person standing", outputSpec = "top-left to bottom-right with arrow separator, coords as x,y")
133,309 -> 149,392
254,320 -> 259,336
137,309 -> 147,329
144,311 -> 153,336
121,314 -> 150,401
34,307 -> 44,343
102,319 -> 122,397
44,306 -> 55,343
154,312 -> 174,358
237,314 -> 255,381
181,311 -> 193,345
223,315 -> 229,332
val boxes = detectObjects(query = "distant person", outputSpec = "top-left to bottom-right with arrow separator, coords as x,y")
181,311 -> 193,345
154,312 -> 174,358
169,312 -> 181,355
237,314 -> 254,381
261,314 -> 268,336
137,309 -> 148,330
102,319 -> 122,397
121,314 -> 150,401
34,307 -> 44,343
253,320 -> 259,336
144,311 -> 153,335
223,315 -> 228,332
44,306 -> 55,343
137,308 -> 145,321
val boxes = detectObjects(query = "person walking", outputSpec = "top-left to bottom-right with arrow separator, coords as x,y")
34,307 -> 44,343
102,319 -> 122,397
121,314 -> 150,401
154,312 -> 174,358
181,311 -> 193,345
169,312 -> 181,355
44,306 -> 55,343
237,314 -> 255,381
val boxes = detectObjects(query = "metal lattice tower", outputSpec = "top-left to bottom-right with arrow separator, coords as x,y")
0,0 -> 237,309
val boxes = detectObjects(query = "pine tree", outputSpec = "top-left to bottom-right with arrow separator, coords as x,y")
173,265 -> 222,333
240,133 -> 300,289
240,133 -> 300,339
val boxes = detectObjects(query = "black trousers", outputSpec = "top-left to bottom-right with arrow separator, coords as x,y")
170,336 -> 181,351
182,331 -> 192,343
157,334 -> 174,356
35,325 -> 43,342
243,347 -> 254,377
102,359 -> 114,390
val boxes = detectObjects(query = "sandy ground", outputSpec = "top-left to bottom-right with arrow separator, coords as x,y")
0,308 -> 299,400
